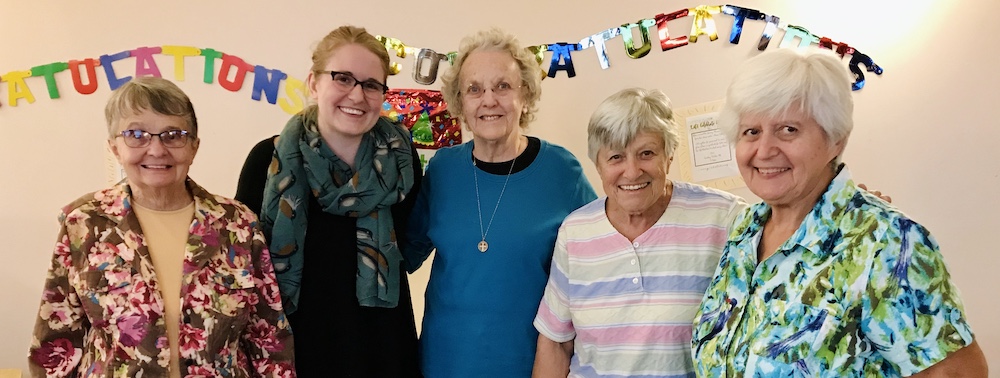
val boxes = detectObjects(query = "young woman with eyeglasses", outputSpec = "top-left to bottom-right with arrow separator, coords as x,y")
235,25 -> 422,377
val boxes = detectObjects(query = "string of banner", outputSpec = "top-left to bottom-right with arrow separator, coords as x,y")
0,4 -> 882,114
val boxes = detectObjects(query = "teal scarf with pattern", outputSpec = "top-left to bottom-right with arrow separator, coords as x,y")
261,111 -> 414,313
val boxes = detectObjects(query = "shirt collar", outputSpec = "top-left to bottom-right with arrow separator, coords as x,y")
729,164 -> 859,258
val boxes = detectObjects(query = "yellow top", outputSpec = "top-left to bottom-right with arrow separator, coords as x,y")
133,201 -> 194,378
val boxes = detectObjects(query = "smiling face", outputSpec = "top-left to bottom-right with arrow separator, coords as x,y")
596,131 -> 671,217
308,43 -> 387,143
735,106 -> 844,210
109,109 -> 198,197
459,49 -> 526,144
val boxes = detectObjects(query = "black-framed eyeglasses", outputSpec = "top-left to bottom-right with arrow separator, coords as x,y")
320,71 -> 389,98
463,81 -> 522,99
116,129 -> 192,148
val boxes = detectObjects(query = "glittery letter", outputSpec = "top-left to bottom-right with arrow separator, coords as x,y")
375,36 -> 415,76
218,54 -> 255,92
2,70 -> 36,106
278,77 -> 307,115
546,43 -> 581,78
654,9 -> 689,51
620,19 -> 656,59
68,58 -> 101,95
722,5 -> 762,44
413,48 -> 449,85
779,25 -> 820,48
525,45 -> 549,79
251,66 -> 287,104
818,37 -> 855,57
131,46 -> 163,78
200,48 -> 222,84
688,5 -> 722,43
848,49 -> 883,91
757,15 -> 781,50
30,62 -> 69,99
161,46 -> 201,81
578,27 -> 620,69
99,50 -> 133,90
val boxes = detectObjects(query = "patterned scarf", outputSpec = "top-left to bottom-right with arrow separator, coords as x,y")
261,110 -> 414,313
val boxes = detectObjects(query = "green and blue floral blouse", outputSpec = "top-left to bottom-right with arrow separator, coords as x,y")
692,165 -> 974,377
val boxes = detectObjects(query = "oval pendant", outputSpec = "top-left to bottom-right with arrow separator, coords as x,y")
478,240 -> 489,253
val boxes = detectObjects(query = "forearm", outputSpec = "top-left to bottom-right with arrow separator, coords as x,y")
907,340 -> 988,378
532,335 -> 573,378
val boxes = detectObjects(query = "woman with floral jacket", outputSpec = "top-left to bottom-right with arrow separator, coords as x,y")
28,77 -> 295,377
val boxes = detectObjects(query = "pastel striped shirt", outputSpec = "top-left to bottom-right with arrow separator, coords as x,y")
534,181 -> 746,378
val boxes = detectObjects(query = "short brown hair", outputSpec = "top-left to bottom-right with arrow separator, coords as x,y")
104,77 -> 197,138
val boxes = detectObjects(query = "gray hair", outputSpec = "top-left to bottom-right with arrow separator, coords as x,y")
441,27 -> 542,128
587,87 -> 680,163
717,47 -> 853,153
104,77 -> 198,138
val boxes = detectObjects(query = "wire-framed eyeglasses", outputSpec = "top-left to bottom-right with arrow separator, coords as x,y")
320,71 -> 389,98
463,81 -> 522,99
116,129 -> 192,148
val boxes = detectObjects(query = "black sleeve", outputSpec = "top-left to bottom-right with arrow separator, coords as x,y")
235,136 -> 278,217
390,147 -> 424,250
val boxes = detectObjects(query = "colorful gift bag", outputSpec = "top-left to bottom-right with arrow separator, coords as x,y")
381,89 -> 462,149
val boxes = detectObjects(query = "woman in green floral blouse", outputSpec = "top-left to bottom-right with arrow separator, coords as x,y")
691,47 -> 987,377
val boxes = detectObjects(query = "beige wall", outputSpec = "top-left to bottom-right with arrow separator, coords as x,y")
2,0 -> 997,372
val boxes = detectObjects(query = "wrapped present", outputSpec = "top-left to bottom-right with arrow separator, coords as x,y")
381,89 -> 462,149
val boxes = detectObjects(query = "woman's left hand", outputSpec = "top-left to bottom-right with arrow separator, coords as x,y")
858,183 -> 892,203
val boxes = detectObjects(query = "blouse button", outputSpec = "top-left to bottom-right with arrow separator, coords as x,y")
632,242 -> 639,248
632,277 -> 639,284
630,259 -> 636,265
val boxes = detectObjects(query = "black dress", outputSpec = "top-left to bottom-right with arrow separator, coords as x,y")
235,136 -> 423,378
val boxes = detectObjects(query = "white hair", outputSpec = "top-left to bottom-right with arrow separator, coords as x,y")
587,87 -> 680,163
717,47 -> 854,152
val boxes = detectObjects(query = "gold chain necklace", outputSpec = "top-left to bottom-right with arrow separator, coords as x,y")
472,143 -> 519,253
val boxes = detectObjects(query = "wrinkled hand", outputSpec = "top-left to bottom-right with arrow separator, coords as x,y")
858,183 -> 892,203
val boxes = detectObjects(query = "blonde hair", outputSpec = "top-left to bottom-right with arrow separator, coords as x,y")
303,25 -> 392,118
441,28 -> 542,128
104,76 -> 197,138
309,25 -> 390,79
587,88 -> 680,163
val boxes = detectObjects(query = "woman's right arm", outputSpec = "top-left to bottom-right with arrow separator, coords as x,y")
28,216 -> 86,377
402,167 -> 433,273
532,335 -> 573,377
235,136 -> 277,217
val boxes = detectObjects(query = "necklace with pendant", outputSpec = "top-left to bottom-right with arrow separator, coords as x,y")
473,143 -> 518,253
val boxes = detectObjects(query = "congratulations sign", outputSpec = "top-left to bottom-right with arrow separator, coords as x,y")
0,4 -> 883,113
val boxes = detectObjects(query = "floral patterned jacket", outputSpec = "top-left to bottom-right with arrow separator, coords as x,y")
29,180 -> 295,377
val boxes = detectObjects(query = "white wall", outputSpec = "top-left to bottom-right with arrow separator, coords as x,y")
2,0 -> 997,372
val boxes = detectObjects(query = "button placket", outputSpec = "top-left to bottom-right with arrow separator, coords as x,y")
631,241 -> 642,286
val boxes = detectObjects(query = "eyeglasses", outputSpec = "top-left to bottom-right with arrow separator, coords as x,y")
320,71 -> 389,98
116,129 -> 192,148
463,81 -> 522,99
